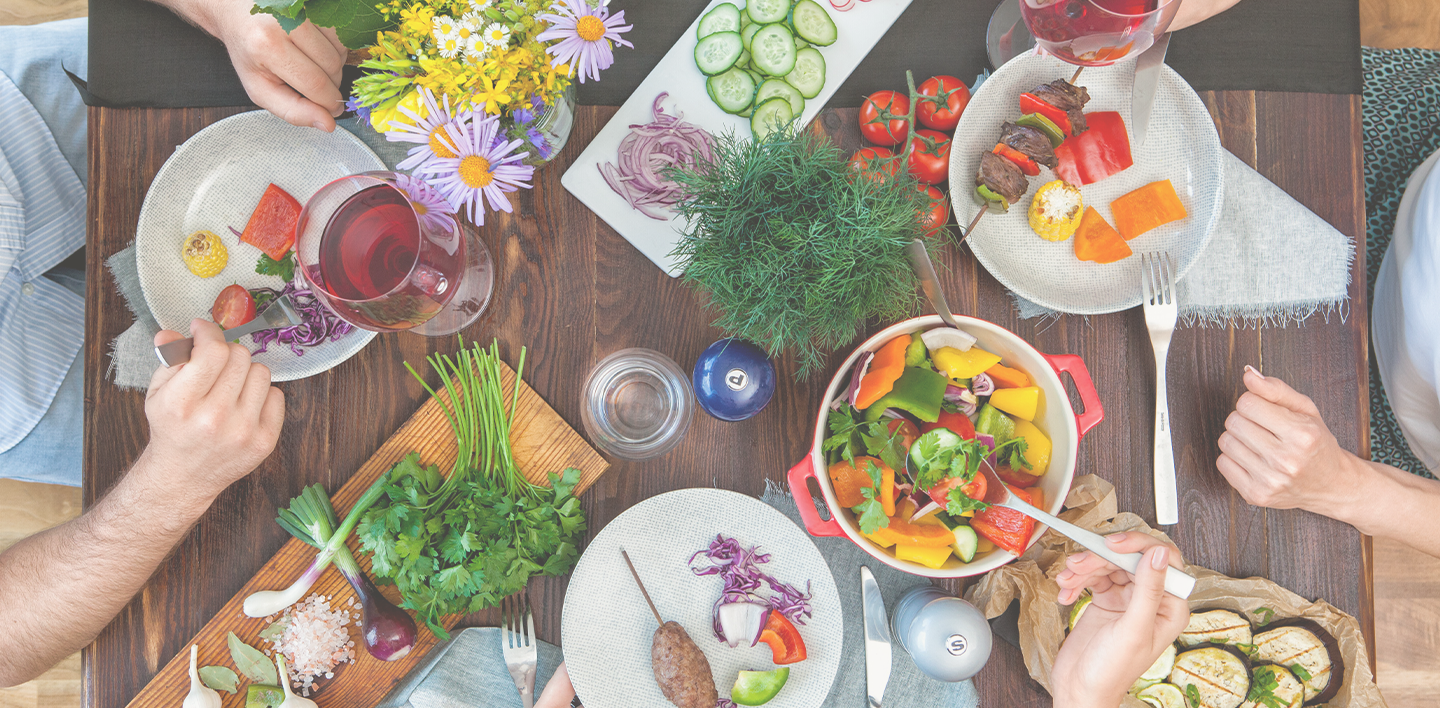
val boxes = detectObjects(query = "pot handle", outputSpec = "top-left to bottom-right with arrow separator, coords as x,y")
787,457 -> 844,538
1044,354 -> 1105,439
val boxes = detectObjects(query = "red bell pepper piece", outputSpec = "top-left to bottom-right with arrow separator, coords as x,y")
992,143 -> 1040,177
1053,112 -> 1133,186
1019,93 -> 1073,136
971,485 -> 1038,555
758,612 -> 807,664
240,183 -> 302,261
920,410 -> 976,440
994,465 -> 1041,488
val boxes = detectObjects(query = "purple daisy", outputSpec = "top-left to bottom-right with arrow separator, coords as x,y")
418,114 -> 534,225
384,88 -> 467,171
392,172 -> 458,240
536,0 -> 633,83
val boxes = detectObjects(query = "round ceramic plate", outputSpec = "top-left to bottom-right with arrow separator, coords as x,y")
135,111 -> 383,381
562,489 -> 843,708
949,50 -> 1225,314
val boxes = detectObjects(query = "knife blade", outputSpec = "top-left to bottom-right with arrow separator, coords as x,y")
861,566 -> 891,708
1130,32 -> 1171,149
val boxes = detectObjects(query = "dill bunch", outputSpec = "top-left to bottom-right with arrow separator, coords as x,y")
668,128 -> 929,378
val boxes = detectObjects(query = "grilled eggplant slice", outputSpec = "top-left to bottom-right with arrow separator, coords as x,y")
1251,620 -> 1342,704
1240,664 -> 1305,708
1137,682 -> 1189,708
1180,609 -> 1253,648
1169,644 -> 1251,708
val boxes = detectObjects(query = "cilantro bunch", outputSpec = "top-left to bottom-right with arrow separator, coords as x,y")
357,340 -> 586,639
823,404 -> 906,535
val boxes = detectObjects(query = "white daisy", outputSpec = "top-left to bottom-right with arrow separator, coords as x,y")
431,15 -> 459,44
481,22 -> 512,48
457,14 -> 480,43
437,34 -> 463,59
468,0 -> 492,11
463,33 -> 490,60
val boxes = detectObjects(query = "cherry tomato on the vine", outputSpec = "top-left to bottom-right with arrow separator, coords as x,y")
916,184 -> 950,238
906,129 -> 951,185
916,75 -> 971,131
849,146 -> 899,182
859,90 -> 910,146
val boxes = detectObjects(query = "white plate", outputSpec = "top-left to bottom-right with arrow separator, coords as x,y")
562,0 -> 914,276
136,111 -> 383,381
949,50 -> 1225,314
562,488 -> 842,708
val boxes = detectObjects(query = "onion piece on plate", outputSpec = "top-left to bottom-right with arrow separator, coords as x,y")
599,93 -> 713,220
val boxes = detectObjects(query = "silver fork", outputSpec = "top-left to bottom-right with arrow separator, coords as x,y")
501,591 -> 538,708
1141,252 -> 1179,526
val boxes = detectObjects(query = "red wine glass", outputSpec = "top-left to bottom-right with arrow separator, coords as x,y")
294,171 -> 494,336
988,0 -> 1179,68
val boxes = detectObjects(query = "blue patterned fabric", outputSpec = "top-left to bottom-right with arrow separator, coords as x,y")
0,18 -> 87,485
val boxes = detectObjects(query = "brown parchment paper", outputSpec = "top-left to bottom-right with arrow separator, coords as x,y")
963,475 -> 1387,708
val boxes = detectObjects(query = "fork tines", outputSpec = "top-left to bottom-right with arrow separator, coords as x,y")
1141,251 -> 1176,307
502,590 -> 534,648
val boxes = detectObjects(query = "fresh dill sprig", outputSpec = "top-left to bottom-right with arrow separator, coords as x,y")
667,126 -> 931,378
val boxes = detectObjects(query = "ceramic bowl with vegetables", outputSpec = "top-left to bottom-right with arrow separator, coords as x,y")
787,315 -> 1103,577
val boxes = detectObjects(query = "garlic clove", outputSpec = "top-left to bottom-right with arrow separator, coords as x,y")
182,645 -> 222,708
275,654 -> 319,708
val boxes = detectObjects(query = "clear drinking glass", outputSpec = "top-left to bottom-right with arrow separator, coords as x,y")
293,171 -> 494,336
987,0 -> 1178,68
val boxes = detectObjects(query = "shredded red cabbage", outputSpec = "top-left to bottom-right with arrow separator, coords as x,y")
691,534 -> 813,643
600,93 -> 713,220
248,280 -> 355,356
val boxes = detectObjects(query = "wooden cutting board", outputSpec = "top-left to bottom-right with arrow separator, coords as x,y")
124,362 -> 608,708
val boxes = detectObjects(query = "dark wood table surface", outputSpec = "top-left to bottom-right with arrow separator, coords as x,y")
83,91 -> 1370,708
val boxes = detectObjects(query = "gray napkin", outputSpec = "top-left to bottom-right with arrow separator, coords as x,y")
374,627 -> 564,708
1013,151 -> 1354,325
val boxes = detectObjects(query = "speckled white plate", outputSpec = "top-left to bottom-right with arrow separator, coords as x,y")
949,50 -> 1224,314
562,489 -> 842,708
135,111 -> 383,381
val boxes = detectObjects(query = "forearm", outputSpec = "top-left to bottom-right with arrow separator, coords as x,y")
0,452 -> 215,686
1322,453 -> 1440,558
145,0 -> 228,38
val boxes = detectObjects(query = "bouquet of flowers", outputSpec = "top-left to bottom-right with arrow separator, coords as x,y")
257,0 -> 633,224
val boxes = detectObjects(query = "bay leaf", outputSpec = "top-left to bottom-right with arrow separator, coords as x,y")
227,631 -> 278,685
198,665 -> 239,694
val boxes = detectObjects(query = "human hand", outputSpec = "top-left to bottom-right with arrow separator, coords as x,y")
141,320 -> 285,500
536,661 -> 577,708
1215,367 -> 1364,518
165,0 -> 348,131
1052,533 -> 1190,708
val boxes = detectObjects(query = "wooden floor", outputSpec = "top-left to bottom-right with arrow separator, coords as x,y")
0,0 -> 1437,706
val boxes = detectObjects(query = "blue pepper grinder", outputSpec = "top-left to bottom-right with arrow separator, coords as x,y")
891,586 -> 993,682
692,339 -> 776,421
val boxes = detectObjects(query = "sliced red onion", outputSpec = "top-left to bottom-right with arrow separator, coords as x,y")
692,535 -> 812,643
600,93 -> 713,220
248,281 -> 354,356
829,0 -> 855,9
880,408 -> 904,420
975,433 -> 996,451
910,499 -> 943,522
845,351 -> 873,408
946,384 -> 980,416
972,373 -> 996,397
895,481 -> 913,497
716,602 -> 770,648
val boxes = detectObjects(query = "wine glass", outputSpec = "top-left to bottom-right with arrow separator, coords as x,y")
294,171 -> 494,336
987,0 -> 1179,68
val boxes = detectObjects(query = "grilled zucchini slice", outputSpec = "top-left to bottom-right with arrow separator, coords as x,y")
1180,609 -> 1254,648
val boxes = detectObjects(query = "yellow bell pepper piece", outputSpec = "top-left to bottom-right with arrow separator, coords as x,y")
989,386 -> 1041,421
863,529 -> 895,549
931,346 -> 1003,380
871,517 -> 956,548
1011,419 -> 1052,472
894,543 -> 954,569
976,536 -> 996,554
880,465 -> 896,518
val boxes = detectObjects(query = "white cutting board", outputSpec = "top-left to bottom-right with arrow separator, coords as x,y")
561,0 -> 915,276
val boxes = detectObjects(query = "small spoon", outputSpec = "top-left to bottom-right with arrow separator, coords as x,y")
972,458 -> 1196,599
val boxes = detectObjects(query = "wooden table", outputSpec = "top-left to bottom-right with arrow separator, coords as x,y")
83,91 -> 1369,708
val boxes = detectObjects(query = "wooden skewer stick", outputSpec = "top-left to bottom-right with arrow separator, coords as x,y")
1071,65 -> 1084,84
959,208 -> 987,243
621,548 -> 664,625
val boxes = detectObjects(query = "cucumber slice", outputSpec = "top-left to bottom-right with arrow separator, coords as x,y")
741,22 -> 761,51
789,0 -> 837,46
750,96 -> 793,141
750,24 -> 797,76
745,68 -> 764,87
739,104 -> 755,118
951,525 -> 978,563
736,47 -> 751,69
974,403 -> 1015,445
794,35 -> 810,50
756,78 -> 804,117
740,8 -> 752,28
746,0 -> 790,24
708,67 -> 757,114
909,428 -> 963,471
784,47 -> 825,99
694,31 -> 744,76
697,3 -> 742,39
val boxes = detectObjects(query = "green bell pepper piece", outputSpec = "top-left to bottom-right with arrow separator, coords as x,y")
863,366 -> 949,423
1016,112 -> 1066,147
974,184 -> 1010,213
903,334 -> 929,368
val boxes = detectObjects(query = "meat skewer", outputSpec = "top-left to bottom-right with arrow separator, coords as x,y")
621,549 -> 719,708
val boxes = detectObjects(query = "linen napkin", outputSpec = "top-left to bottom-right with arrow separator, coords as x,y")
1012,151 -> 1355,324
373,627 -> 564,708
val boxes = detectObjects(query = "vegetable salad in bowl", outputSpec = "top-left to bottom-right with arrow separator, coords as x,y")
823,326 -> 1058,570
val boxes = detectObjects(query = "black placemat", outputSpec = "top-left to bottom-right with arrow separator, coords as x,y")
85,0 -> 1359,109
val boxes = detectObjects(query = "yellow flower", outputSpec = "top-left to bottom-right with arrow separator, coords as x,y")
368,91 -> 408,132
472,73 -> 512,115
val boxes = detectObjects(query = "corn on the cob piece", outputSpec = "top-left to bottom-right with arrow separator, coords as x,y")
181,230 -> 228,278
1028,180 -> 1084,242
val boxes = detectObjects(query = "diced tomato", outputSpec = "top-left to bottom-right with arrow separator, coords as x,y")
971,485 -> 1037,555
758,612 -> 807,664
1019,92 -> 1074,136
1053,112 -> 1133,186
920,410 -> 976,440
927,472 -> 987,510
240,183 -> 302,261
211,284 -> 257,330
995,465 -> 1041,488
886,418 -> 920,450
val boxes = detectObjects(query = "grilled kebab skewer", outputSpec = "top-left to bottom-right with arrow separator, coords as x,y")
621,549 -> 719,708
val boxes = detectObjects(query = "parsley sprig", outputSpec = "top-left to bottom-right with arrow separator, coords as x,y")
356,340 -> 586,640
823,405 -> 907,534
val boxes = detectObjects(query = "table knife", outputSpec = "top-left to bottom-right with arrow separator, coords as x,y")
154,294 -> 302,367
1131,32 -> 1171,149
861,566 -> 891,708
